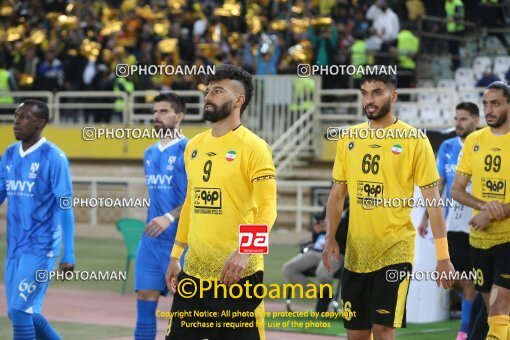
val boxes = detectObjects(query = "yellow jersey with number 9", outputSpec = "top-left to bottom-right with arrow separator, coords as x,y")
182,125 -> 276,280
332,120 -> 439,273
456,127 -> 510,249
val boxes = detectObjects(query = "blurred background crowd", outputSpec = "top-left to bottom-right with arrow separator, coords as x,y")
0,0 -> 508,94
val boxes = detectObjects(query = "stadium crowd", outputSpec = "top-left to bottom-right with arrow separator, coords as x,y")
1,0 -> 508,95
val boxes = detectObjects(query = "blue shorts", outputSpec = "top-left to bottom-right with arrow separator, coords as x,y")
4,254 -> 57,314
134,237 -> 185,296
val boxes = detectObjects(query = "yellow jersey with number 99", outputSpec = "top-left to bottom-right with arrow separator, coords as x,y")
332,120 -> 439,273
456,127 -> 510,249
182,125 -> 276,280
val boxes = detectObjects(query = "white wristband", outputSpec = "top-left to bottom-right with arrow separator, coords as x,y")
164,213 -> 175,223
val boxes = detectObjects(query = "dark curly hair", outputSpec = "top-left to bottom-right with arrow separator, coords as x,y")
205,64 -> 254,114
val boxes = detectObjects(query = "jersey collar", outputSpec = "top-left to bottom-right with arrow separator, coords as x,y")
18,137 -> 47,158
456,136 -> 463,147
157,136 -> 184,152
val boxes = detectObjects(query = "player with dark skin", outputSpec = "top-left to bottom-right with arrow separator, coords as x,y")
13,102 -> 74,274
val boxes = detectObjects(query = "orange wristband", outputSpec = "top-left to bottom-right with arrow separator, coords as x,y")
170,243 -> 185,260
434,237 -> 450,261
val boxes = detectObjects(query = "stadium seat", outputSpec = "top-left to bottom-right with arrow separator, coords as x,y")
437,79 -> 456,89
416,79 -> 434,88
115,218 -> 145,294
472,56 -> 492,78
455,68 -> 475,87
493,56 -> 510,80
459,92 -> 481,104
396,103 -> 420,125
420,106 -> 442,126
418,92 -> 439,104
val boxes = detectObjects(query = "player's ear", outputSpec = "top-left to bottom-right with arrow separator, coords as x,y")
391,90 -> 398,103
235,94 -> 245,110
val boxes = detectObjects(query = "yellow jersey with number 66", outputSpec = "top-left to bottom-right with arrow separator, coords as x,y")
182,125 -> 276,280
332,119 -> 439,273
456,127 -> 510,249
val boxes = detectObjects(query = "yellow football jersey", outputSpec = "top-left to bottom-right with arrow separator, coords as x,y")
332,120 -> 439,273
456,127 -> 510,249
181,125 -> 276,280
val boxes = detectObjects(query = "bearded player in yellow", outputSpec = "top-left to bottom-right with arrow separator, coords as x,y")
165,64 -> 277,340
323,71 -> 455,340
452,81 -> 510,340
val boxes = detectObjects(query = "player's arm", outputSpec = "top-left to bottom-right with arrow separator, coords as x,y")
166,183 -> 191,292
419,177 -> 444,237
323,182 -> 347,273
221,177 -> 277,285
421,185 -> 454,289
145,204 -> 183,238
414,137 -> 454,289
221,142 -> 277,285
51,152 -> 75,272
0,155 -> 6,205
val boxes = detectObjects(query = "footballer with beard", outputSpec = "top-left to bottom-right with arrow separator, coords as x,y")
165,65 -> 277,340
452,81 -> 510,340
323,71 -> 455,340
133,92 -> 188,339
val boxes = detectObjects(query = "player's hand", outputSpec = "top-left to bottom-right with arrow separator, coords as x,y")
166,258 -> 181,293
220,252 -> 251,285
418,220 -> 428,238
59,263 -> 75,277
322,237 -> 340,274
481,201 -> 505,221
435,259 -> 455,289
145,215 -> 171,238
470,210 -> 491,230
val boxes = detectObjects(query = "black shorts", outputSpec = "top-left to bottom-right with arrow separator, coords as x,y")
166,270 -> 264,340
341,263 -> 412,330
447,231 -> 472,276
471,242 -> 510,293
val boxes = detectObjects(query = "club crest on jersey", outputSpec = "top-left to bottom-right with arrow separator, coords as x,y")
391,144 -> 402,155
29,162 -> 40,179
348,142 -> 354,150
474,145 -> 479,152
191,149 -> 198,159
226,151 -> 236,162
6,164 -> 11,173
167,155 -> 177,171
146,159 -> 151,167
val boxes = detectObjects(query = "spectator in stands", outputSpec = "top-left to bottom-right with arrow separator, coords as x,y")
36,49 -> 64,92
475,67 -> 501,87
353,8 -> 370,38
0,59 -> 16,114
506,67 -> 510,82
445,0 -> 465,70
479,0 -> 510,53
256,37 -> 282,75
369,0 -> 400,46
307,23 -> 339,89
369,0 -> 400,65
405,0 -> 425,21
393,24 -> 420,88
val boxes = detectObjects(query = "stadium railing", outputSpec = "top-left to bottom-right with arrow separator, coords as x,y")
69,176 -> 327,232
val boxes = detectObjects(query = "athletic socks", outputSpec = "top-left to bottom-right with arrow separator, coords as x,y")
10,309 -> 35,340
134,300 -> 158,340
487,315 -> 510,340
460,299 -> 473,333
33,313 -> 61,339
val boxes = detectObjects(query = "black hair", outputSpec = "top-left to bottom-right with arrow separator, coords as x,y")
486,81 -> 510,102
154,92 -> 186,114
20,99 -> 49,121
456,102 -> 480,117
205,64 -> 254,114
360,66 -> 398,88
